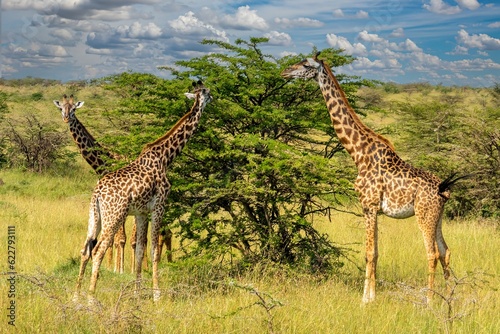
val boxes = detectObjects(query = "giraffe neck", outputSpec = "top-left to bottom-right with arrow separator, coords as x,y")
68,116 -> 111,175
317,64 -> 394,166
138,99 -> 204,168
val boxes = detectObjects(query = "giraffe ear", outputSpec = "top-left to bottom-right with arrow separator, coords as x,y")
184,92 -> 196,100
53,100 -> 62,108
75,101 -> 84,108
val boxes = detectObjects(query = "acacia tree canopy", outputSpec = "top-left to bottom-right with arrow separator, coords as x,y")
103,38 -> 367,272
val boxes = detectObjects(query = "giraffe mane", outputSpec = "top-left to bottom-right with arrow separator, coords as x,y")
321,60 -> 395,151
140,108 -> 194,155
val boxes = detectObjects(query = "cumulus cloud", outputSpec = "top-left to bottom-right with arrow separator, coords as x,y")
488,22 -> 500,28
3,0 -> 155,20
456,29 -> 500,50
355,10 -> 369,19
274,17 -> 323,28
121,22 -> 162,39
333,9 -> 344,18
168,12 -> 227,41
86,21 -> 162,50
50,28 -> 74,41
219,5 -> 268,31
326,33 -> 367,56
389,28 -> 405,38
264,31 -> 292,46
423,0 -> 461,15
358,31 -> 384,43
455,0 -> 480,10
449,45 -> 469,55
31,43 -> 68,57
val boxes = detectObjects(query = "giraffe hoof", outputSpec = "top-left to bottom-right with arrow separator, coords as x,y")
87,295 -> 102,309
72,291 -> 81,303
153,289 -> 161,302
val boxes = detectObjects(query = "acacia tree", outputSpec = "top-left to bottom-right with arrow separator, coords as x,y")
103,38 -> 369,272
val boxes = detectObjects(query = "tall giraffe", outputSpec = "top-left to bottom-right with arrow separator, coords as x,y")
53,94 -> 128,273
75,81 -> 212,302
282,54 -> 461,303
54,95 -> 173,273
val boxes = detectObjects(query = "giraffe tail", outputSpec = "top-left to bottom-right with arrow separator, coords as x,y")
438,172 -> 472,198
82,196 -> 102,259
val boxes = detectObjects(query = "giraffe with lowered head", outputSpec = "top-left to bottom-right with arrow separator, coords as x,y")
281,54 -> 462,303
75,81 -> 212,303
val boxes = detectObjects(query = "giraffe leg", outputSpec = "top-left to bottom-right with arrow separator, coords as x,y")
114,223 -> 126,274
163,228 -> 173,263
75,197 -> 101,301
130,220 -> 137,273
87,238 -> 111,305
133,215 -> 148,297
416,210 -> 439,303
362,206 -> 379,304
75,237 -> 95,301
151,211 -> 165,302
107,241 -> 113,270
130,218 -> 149,273
435,213 -> 451,280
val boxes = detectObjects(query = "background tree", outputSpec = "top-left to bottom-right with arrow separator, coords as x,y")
3,114 -> 69,173
0,91 -> 9,167
101,38 -> 369,272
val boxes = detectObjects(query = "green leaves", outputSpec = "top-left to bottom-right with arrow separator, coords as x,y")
103,38 -> 365,272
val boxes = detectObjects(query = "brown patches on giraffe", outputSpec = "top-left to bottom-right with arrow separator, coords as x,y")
282,55 -> 458,303
74,81 -> 212,304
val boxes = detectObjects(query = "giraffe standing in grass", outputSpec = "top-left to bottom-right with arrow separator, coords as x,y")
75,81 -> 212,302
282,54 -> 462,303
54,95 -> 173,273
53,95 -> 128,273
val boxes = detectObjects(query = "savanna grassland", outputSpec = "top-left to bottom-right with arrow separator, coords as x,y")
0,79 -> 499,334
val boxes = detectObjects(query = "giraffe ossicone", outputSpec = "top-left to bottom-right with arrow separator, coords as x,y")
74,81 -> 212,304
282,54 -> 460,303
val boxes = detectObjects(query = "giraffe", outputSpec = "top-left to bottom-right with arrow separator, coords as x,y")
75,81 -> 212,303
281,54 -> 462,303
53,95 -> 173,273
53,94 -> 128,274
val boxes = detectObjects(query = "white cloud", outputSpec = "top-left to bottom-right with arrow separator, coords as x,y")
274,17 -> 323,28
125,22 -> 162,39
355,10 -> 369,19
219,5 -> 268,31
389,28 -> 405,38
50,28 -> 74,41
488,22 -> 500,28
449,45 -> 469,55
401,39 -> 422,52
447,58 -> 500,71
333,9 -> 344,18
423,0 -> 461,15
353,57 -> 401,70
38,45 -> 70,57
326,33 -> 367,56
456,29 -> 500,50
2,0 -> 155,20
264,31 -> 292,46
358,31 -> 384,43
455,0 -> 480,10
169,11 -> 228,41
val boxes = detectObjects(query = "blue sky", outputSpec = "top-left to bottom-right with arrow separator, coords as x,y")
1,0 -> 499,86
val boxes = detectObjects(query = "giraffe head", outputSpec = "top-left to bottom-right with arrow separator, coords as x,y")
184,80 -> 213,108
53,94 -> 84,123
281,52 -> 323,80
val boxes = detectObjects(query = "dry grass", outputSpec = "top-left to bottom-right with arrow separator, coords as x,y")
0,168 -> 499,333
1,83 -> 499,333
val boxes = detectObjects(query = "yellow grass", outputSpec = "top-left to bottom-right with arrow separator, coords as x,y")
0,168 -> 499,333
